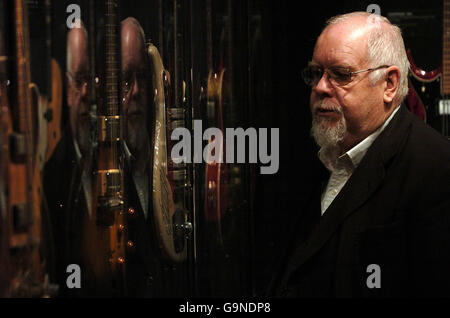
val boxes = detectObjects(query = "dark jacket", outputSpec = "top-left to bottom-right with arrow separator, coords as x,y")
269,105 -> 450,297
43,130 -> 85,296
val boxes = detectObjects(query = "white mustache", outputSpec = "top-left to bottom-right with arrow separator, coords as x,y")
312,100 -> 343,115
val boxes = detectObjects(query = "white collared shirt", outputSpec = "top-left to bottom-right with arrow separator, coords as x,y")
73,140 -> 93,218
319,106 -> 400,215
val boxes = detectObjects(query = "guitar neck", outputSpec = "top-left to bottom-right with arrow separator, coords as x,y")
14,0 -> 32,137
104,0 -> 120,117
443,0 -> 450,94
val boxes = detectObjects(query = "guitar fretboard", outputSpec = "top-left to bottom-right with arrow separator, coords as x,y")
443,0 -> 450,94
104,0 -> 119,116
15,0 -> 32,136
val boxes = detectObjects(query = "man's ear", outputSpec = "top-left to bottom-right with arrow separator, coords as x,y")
383,66 -> 401,104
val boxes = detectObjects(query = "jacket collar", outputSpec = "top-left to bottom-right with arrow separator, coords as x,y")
284,104 -> 413,275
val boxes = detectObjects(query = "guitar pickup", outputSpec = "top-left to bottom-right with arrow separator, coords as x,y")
98,115 -> 120,143
44,108 -> 53,122
9,132 -> 27,162
168,108 -> 185,120
439,100 -> 450,115
96,196 -> 123,227
13,203 -> 33,232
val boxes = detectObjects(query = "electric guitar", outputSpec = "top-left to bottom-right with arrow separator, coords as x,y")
205,68 -> 228,227
149,42 -> 189,263
0,0 -> 12,295
6,0 -> 56,297
43,0 -> 62,163
204,4 -> 229,241
81,0 -> 127,295
407,0 -> 450,138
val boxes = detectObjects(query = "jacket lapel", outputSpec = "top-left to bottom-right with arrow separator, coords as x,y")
284,105 -> 412,276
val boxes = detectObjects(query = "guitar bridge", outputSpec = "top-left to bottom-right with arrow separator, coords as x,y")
438,100 -> 450,115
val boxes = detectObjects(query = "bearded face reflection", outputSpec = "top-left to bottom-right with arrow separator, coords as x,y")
121,20 -> 149,157
67,26 -> 92,157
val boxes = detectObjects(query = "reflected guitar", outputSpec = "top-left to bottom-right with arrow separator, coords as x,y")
148,42 -> 188,263
0,26 -> 12,296
5,0 -> 55,297
205,68 -> 229,238
82,0 -> 127,295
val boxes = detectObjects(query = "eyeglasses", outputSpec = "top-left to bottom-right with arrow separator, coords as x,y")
122,70 -> 148,96
302,64 -> 390,87
67,71 -> 90,92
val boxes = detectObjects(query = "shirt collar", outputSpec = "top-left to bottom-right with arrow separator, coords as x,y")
73,139 -> 82,164
123,140 -> 151,176
345,105 -> 400,168
319,105 -> 400,172
123,140 -> 133,162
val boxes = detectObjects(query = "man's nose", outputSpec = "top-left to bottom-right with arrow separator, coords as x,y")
313,72 -> 334,96
80,82 -> 88,98
131,76 -> 140,97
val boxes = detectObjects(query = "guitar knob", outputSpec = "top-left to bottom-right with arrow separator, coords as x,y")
182,222 -> 193,239
126,240 -> 136,253
163,70 -> 170,88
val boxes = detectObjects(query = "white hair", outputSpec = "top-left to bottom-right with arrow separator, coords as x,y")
326,12 -> 410,104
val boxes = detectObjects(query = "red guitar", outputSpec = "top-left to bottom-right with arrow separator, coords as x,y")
204,4 -> 230,239
406,0 -> 450,138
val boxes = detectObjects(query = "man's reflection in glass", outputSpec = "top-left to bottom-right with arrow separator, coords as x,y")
43,19 -> 93,296
120,17 -> 160,297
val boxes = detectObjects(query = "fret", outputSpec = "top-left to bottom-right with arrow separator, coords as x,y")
444,0 -> 450,93
14,0 -> 33,141
102,0 -> 120,117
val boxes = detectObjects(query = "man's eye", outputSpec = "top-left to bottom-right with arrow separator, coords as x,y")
308,68 -> 322,78
122,77 -> 132,89
331,70 -> 348,78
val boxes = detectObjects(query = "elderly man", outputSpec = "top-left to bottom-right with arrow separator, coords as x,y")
43,21 -> 93,296
269,12 -> 450,297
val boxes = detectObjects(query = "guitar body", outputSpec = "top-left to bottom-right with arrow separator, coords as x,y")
149,42 -> 187,263
407,49 -> 443,129
4,0 -> 55,297
405,0 -> 450,138
45,59 -> 62,162
0,62 -> 12,297
205,69 -> 228,224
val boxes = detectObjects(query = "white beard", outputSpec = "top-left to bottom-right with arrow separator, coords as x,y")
311,114 -> 347,149
310,100 -> 347,165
